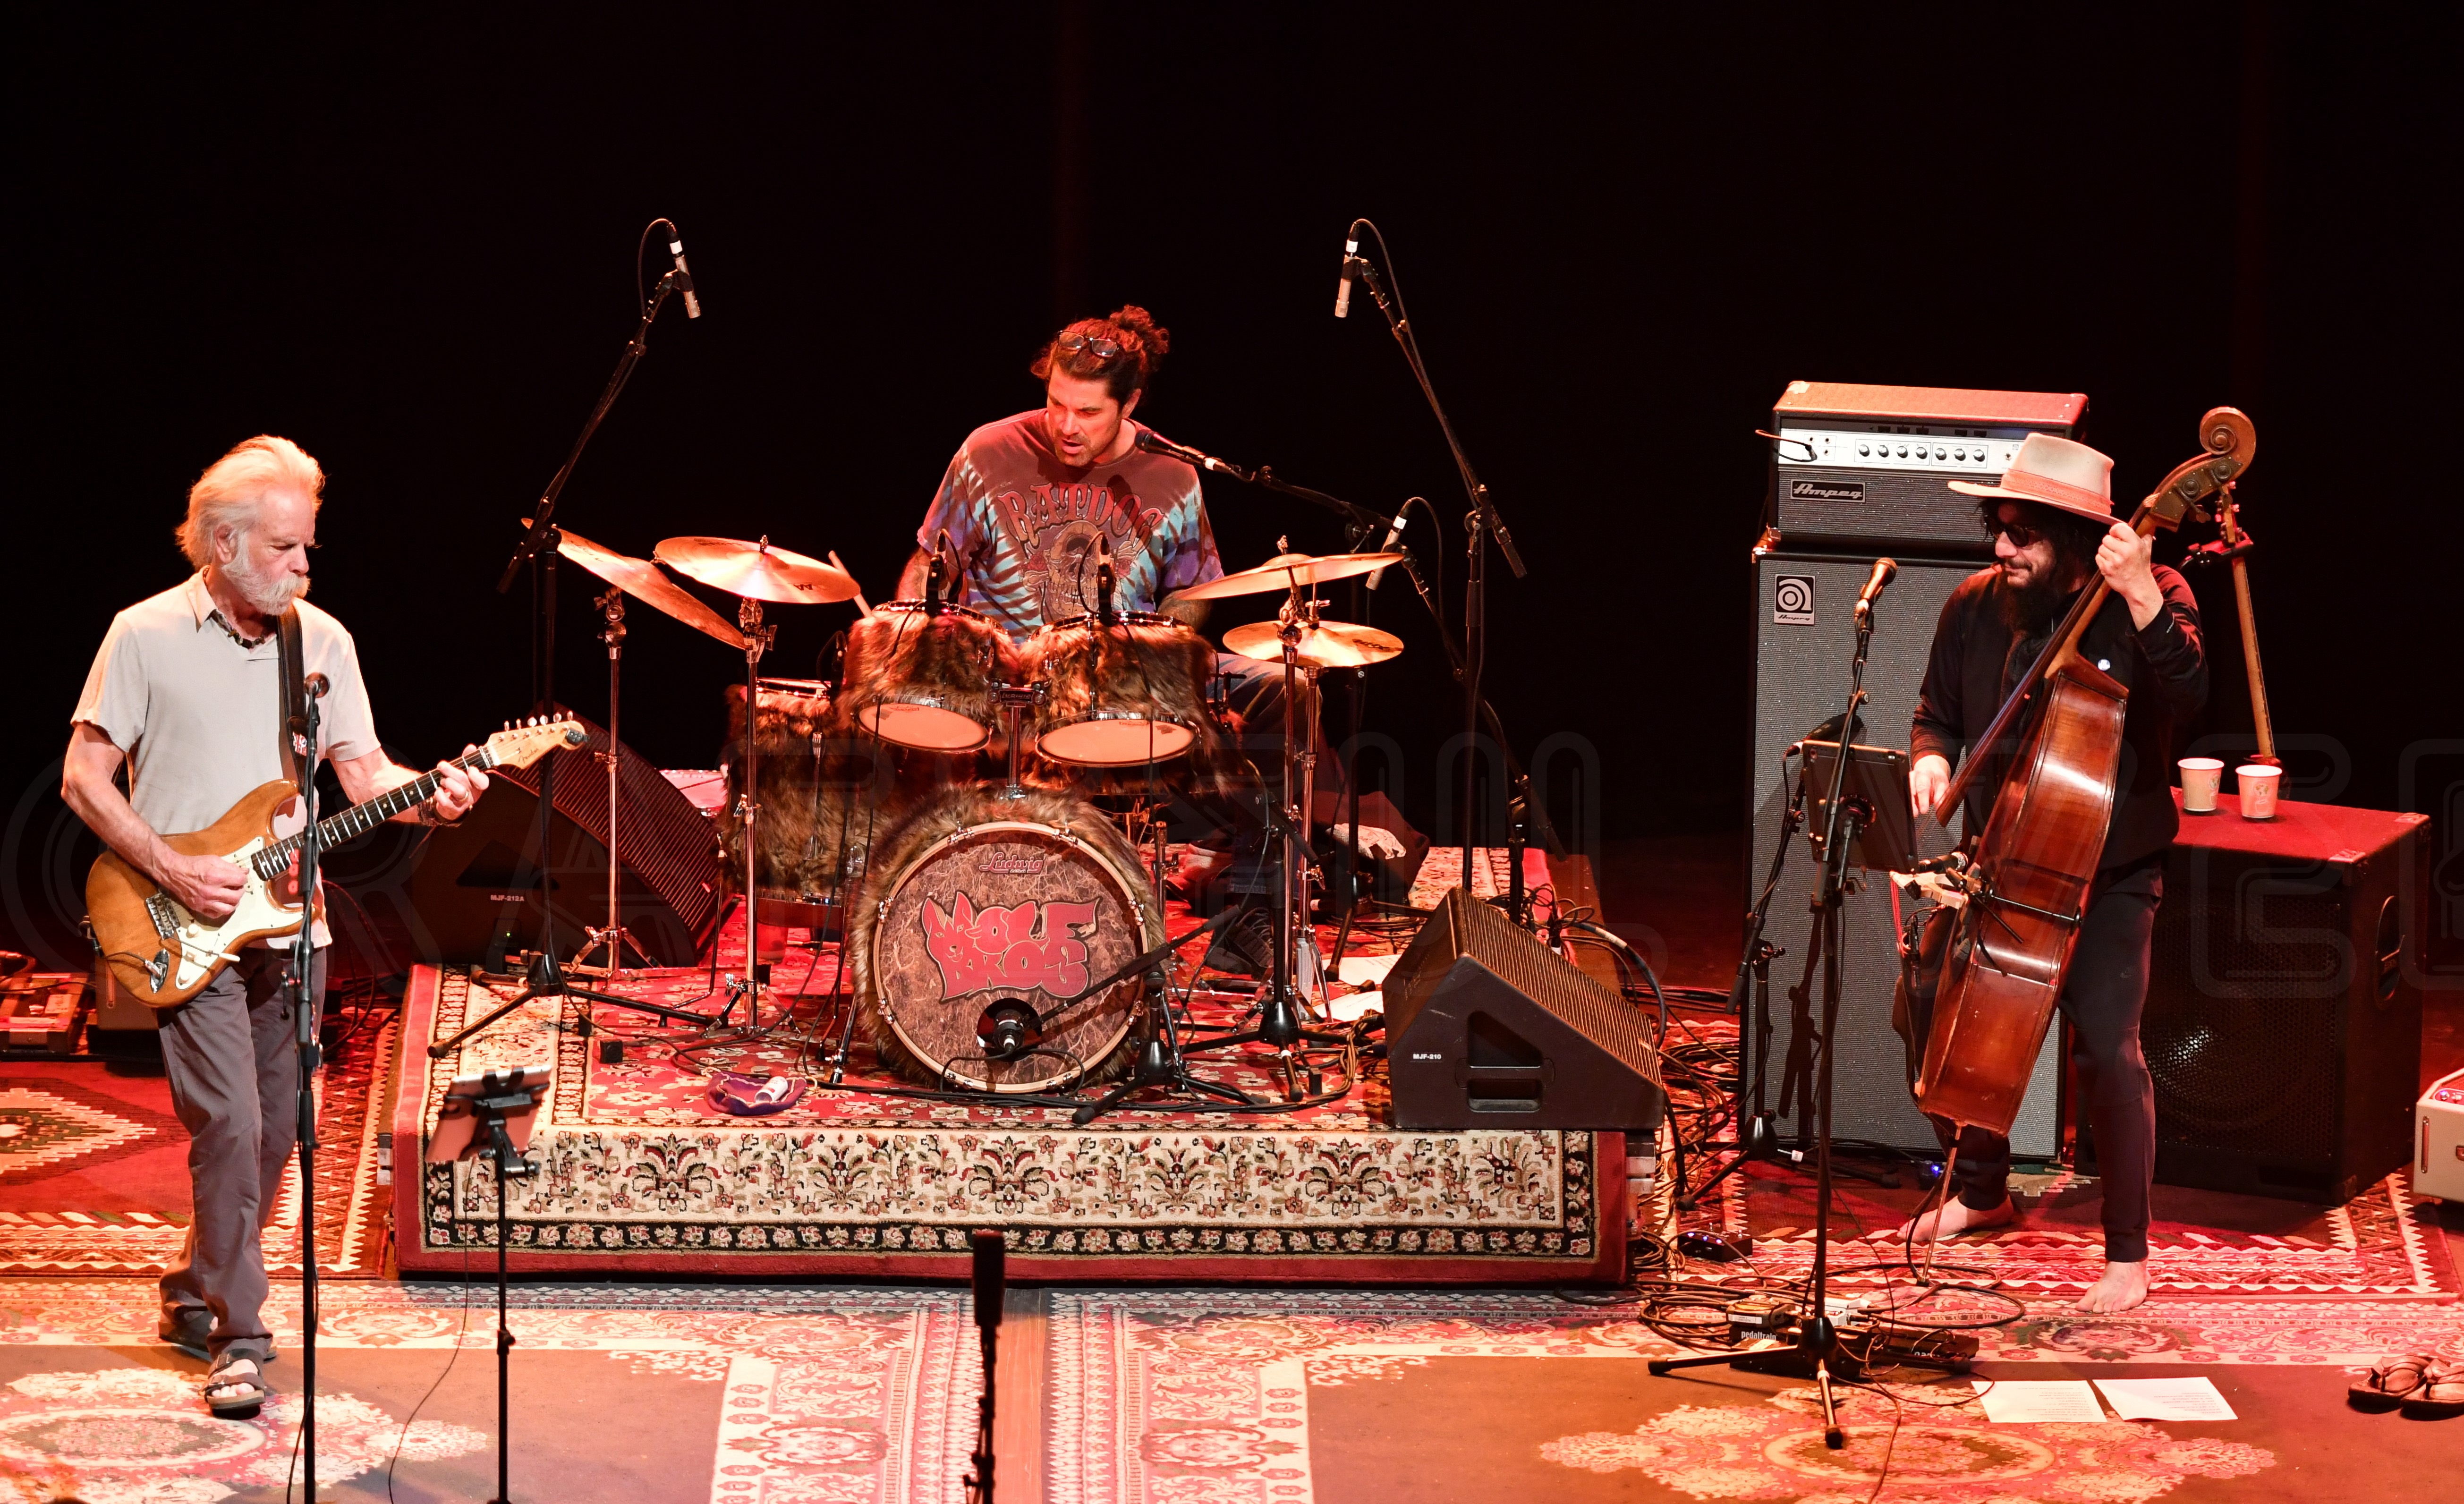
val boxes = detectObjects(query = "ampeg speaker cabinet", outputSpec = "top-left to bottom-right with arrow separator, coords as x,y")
1767,381 -> 2086,550
2122,792 -> 2430,1204
1384,887 -> 1665,1130
1748,545 -> 2069,1156
404,708 -> 724,966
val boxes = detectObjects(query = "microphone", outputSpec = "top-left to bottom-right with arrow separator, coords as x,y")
1365,508 -> 1410,591
970,1228 -> 1005,1334
303,672 -> 330,700
1095,557 -> 1117,624
1853,557 -> 1897,623
1334,222 -> 1360,318
1133,428 -> 1251,480
666,225 -> 701,318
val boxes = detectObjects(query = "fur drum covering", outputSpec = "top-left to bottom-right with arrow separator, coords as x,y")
1027,613 -> 1248,802
719,680 -> 959,904
850,783 -> 1161,1089
833,602 -> 1021,748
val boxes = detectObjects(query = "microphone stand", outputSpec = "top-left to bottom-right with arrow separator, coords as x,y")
286,680 -> 326,1498
1343,251 -> 1529,896
494,236 -> 693,996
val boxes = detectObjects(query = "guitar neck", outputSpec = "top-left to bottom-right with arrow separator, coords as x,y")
250,748 -> 495,879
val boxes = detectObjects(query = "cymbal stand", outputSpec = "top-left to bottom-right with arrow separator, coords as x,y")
572,587 -> 650,979
733,595 -> 778,1027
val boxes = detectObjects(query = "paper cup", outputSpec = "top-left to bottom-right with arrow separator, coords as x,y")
2178,757 -> 2224,814
2236,763 -> 2281,820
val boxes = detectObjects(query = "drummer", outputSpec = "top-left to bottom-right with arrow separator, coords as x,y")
895,305 -> 1312,899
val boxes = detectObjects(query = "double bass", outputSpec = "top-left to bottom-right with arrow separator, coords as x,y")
1912,407 -> 2258,1135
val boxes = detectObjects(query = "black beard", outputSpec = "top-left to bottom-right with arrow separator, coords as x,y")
1996,567 -> 2068,635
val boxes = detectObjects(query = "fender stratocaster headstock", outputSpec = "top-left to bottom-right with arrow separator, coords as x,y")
484,716 -> 587,770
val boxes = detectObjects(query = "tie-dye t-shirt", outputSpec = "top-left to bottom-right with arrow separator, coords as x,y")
915,411 -> 1224,642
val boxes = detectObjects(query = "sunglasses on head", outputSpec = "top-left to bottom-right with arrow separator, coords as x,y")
1056,330 -> 1121,361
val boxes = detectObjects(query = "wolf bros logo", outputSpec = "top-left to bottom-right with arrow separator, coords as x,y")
920,892 -> 1100,1002
1773,574 -> 1816,626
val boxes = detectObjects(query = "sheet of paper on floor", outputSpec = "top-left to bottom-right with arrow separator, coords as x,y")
2093,1376 -> 2238,1421
1328,989 -> 1380,1023
1973,1379 -> 2107,1424
1337,954 -> 1400,986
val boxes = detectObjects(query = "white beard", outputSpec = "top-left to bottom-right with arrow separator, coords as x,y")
225,555 -> 309,616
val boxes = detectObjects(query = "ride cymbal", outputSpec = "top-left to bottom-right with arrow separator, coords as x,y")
1164,550 -> 1407,603
1221,620 -> 1404,669
654,535 -> 859,604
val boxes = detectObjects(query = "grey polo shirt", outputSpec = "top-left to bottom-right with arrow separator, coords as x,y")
74,574 -> 380,946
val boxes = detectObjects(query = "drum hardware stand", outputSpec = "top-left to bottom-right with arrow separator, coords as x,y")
990,683 -> 1045,799
731,593 -> 781,1027
429,943 -> 709,1059
1068,905 -> 1256,1125
1647,583 -> 1953,1440
571,587 -> 651,980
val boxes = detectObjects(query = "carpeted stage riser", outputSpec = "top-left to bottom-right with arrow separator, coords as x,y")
393,963 -> 1624,1283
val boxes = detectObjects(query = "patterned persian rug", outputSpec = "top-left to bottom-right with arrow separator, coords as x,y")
393,903 -> 1622,1284
0,1016 -> 399,1279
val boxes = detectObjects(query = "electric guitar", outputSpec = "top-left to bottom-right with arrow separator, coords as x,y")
86,717 -> 585,1008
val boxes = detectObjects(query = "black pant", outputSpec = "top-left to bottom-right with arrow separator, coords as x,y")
1940,860 -> 2162,1263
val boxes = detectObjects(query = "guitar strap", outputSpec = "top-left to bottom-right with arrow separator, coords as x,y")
277,604 -> 310,793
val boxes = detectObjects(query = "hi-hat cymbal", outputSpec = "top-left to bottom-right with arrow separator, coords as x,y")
544,525 -> 746,648
1222,620 -> 1405,670
654,535 -> 859,605
1164,550 -> 1407,603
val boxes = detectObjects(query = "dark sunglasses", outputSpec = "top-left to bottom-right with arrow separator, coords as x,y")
1984,515 -> 2045,548
1056,330 -> 1121,361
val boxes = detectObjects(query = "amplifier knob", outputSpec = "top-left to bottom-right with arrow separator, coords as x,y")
1895,445 -> 1909,459
1858,443 -> 1871,456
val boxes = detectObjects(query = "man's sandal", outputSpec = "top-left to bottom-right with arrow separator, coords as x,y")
204,1352 -> 271,1419
2347,1351 -> 2434,1411
2401,1356 -> 2464,1419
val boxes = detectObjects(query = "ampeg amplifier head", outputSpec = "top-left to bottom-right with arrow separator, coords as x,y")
1766,381 -> 2087,551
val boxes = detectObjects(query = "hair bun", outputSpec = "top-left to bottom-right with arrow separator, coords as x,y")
1108,305 -> 1169,363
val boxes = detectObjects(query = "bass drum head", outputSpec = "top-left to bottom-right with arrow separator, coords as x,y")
864,794 -> 1158,1093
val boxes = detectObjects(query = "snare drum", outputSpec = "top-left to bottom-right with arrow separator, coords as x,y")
853,782 -> 1158,1093
837,601 -> 1020,752
1028,611 -> 1212,766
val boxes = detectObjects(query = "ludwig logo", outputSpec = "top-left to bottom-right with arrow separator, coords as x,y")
1789,477 -> 1865,503
921,892 -> 1098,1002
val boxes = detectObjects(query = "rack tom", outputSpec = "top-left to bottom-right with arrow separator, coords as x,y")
1028,611 -> 1212,767
837,601 -> 1019,753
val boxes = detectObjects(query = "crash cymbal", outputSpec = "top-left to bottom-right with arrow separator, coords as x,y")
544,525 -> 746,648
1222,620 -> 1404,670
654,535 -> 860,605
1164,550 -> 1408,603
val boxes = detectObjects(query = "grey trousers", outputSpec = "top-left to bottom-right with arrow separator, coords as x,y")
157,945 -> 325,1361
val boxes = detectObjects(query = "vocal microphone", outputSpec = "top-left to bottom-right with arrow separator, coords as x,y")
1133,428 -> 1251,480
303,672 -> 330,700
1333,221 -> 1361,318
1852,557 -> 1897,622
666,224 -> 701,318
1365,508 -> 1409,591
1095,557 -> 1117,624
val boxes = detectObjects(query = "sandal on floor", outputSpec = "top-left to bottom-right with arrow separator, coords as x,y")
2347,1351 -> 2433,1411
2401,1356 -> 2464,1419
203,1352 -> 271,1419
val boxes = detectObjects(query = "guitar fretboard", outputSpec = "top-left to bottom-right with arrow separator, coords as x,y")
248,749 -> 497,881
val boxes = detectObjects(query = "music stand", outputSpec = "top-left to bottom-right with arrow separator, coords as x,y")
428,1063 -> 552,1504
1797,739 -> 1917,874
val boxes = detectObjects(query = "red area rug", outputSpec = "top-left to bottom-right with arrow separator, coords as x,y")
0,1017 -> 399,1278
393,905 -> 1622,1283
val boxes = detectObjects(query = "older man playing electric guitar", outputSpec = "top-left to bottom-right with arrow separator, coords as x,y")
61,435 -> 487,1416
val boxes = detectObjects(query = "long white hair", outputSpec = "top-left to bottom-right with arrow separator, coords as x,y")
176,435 -> 325,569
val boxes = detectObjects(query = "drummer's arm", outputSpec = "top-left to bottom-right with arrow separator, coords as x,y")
1158,596 -> 1209,632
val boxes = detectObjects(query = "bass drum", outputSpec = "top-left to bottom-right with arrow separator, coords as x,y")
852,783 -> 1161,1094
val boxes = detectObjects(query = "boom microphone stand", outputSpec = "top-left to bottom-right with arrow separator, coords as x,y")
1340,224 -> 1529,889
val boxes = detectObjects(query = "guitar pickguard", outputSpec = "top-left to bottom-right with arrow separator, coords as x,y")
153,835 -> 305,995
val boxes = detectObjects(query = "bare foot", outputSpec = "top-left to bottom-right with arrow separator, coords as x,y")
2075,1259 -> 2150,1313
1897,1194 -> 2015,1244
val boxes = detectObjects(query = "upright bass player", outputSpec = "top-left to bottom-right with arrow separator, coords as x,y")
1896,433 -> 2208,1315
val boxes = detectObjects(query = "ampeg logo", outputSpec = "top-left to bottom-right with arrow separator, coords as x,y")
1773,574 -> 1816,626
1789,478 -> 1865,504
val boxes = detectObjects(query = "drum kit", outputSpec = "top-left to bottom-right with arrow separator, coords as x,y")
541,522 -> 1409,1105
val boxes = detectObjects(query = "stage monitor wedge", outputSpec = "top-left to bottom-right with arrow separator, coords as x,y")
1383,888 -> 1665,1131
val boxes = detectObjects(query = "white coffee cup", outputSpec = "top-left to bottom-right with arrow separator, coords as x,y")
2178,757 -> 2224,814
2236,763 -> 2282,820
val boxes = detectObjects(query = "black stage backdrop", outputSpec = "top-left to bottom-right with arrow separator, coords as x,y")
8,8 -> 2456,966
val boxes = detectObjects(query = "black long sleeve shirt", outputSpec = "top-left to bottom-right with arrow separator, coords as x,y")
1911,563 -> 2207,873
